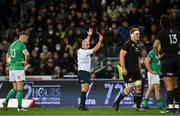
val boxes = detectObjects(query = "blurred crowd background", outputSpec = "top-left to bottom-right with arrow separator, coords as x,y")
0,0 -> 179,79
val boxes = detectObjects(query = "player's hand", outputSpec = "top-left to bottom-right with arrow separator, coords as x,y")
98,32 -> 103,42
157,53 -> 164,60
122,67 -> 128,75
5,63 -> 9,67
87,28 -> 93,36
112,76 -> 117,80
22,61 -> 28,66
6,57 -> 11,64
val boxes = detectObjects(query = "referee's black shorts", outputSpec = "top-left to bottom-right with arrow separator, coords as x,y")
78,70 -> 91,84
161,53 -> 179,77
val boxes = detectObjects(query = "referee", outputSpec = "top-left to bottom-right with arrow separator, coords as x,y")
77,28 -> 103,111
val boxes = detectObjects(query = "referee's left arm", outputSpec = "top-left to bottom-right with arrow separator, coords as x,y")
92,33 -> 103,53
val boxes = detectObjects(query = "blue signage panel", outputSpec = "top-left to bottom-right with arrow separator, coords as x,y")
0,80 -> 167,107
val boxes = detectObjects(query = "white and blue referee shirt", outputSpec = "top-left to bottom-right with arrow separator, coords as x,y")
77,48 -> 93,72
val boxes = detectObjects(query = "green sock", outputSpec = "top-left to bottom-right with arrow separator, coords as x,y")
143,98 -> 148,107
5,89 -> 16,102
17,90 -> 23,109
157,99 -> 163,108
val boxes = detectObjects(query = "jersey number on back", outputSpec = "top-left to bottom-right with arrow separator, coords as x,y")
10,49 -> 16,57
169,34 -> 177,44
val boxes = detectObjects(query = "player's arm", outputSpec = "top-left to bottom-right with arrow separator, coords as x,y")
157,53 -> 164,60
22,49 -> 30,65
154,38 -> 165,60
6,54 -> 11,64
119,49 -> 127,75
92,33 -> 103,53
144,57 -> 156,74
6,48 -> 11,64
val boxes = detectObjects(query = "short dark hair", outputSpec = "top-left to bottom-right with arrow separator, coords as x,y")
19,31 -> 29,36
160,15 -> 171,28
130,28 -> 139,35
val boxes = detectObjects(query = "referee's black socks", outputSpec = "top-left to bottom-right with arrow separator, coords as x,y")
80,91 -> 87,108
134,93 -> 141,109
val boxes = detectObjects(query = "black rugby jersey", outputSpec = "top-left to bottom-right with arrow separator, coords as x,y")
157,28 -> 179,54
121,39 -> 140,72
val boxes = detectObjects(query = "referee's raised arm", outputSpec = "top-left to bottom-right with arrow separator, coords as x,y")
77,28 -> 103,111
92,32 -> 103,53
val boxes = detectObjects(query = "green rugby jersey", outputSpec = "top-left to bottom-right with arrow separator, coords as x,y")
7,40 -> 26,70
147,49 -> 161,75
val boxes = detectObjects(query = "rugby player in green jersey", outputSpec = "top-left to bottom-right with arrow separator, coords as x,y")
143,41 -> 164,109
2,31 -> 29,112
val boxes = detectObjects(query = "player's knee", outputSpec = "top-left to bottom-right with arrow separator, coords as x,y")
17,85 -> 24,91
164,77 -> 175,90
124,87 -> 133,94
84,87 -> 89,92
13,85 -> 17,90
136,85 -> 141,90
17,86 -> 24,90
17,89 -> 23,92
154,85 -> 160,90
135,86 -> 141,93
149,85 -> 154,91
81,87 -> 86,92
166,84 -> 174,91
81,84 -> 89,92
146,86 -> 153,94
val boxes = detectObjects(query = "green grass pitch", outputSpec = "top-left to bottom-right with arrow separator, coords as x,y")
0,107 -> 179,116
